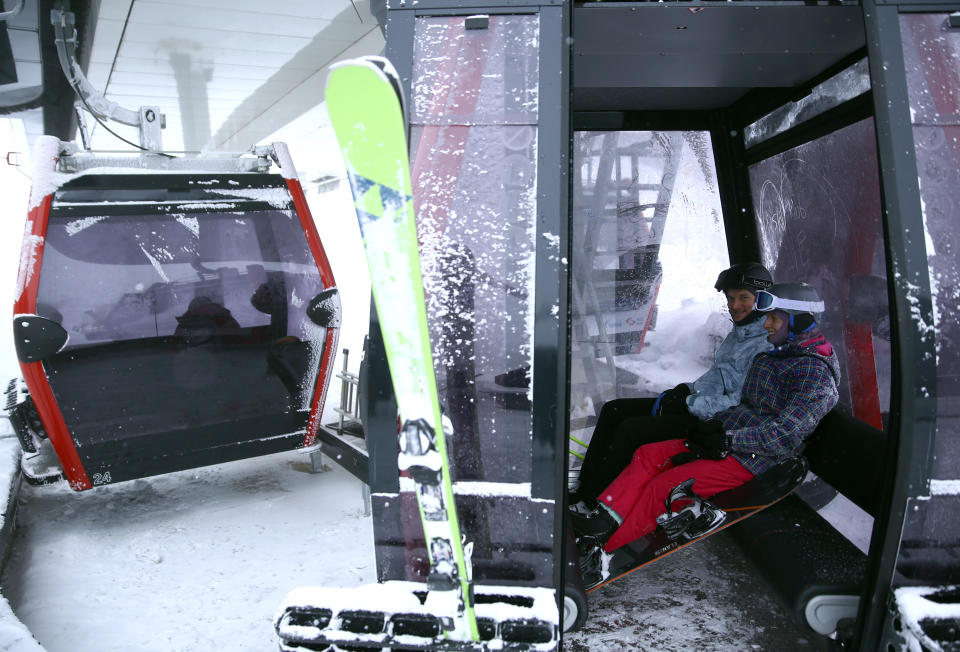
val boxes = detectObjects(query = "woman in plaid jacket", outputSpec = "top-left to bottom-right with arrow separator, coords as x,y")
574,282 -> 840,553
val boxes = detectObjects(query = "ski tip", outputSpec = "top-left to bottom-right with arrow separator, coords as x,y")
326,55 -> 408,131
328,56 -> 395,82
359,55 -> 401,83
326,56 -> 396,97
328,57 -> 372,73
361,56 -> 407,125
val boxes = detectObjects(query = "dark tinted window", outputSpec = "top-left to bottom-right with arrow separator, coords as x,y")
39,210 -> 316,346
35,202 -> 328,451
749,118 -> 890,427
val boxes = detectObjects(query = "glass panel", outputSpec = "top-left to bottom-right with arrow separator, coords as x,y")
36,207 -> 327,445
412,14 -> 539,487
901,13 -> 960,416
745,58 -> 872,149
412,16 -> 538,126
901,14 -> 960,125
749,118 -> 889,426
379,13 -> 548,586
569,130 -> 729,481
900,12 -> 960,562
748,118 -> 889,560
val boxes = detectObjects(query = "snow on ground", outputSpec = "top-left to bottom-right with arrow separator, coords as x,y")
0,429 -> 42,652
2,442 -> 374,652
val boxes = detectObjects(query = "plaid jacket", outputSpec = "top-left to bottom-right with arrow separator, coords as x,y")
714,331 -> 840,475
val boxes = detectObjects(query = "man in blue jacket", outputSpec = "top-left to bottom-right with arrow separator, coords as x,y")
570,262 -> 774,511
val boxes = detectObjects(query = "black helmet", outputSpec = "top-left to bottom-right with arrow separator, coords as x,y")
755,281 -> 825,334
714,263 -> 773,294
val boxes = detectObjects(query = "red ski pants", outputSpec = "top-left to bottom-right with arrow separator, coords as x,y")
599,439 -> 753,552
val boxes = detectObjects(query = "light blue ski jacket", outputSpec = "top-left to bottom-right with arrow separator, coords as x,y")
684,316 -> 773,420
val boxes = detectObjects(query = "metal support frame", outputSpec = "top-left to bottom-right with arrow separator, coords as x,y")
710,114 -> 764,267
54,140 -> 274,173
333,348 -> 361,434
311,346 -> 372,513
51,9 -> 166,152
534,1 -> 571,508
533,9 -> 571,641
857,0 -> 941,649
312,425 -> 371,485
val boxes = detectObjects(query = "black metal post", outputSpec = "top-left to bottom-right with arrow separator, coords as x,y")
857,1 -> 939,648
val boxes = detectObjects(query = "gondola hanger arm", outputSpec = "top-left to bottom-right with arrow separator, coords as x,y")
50,9 -> 165,152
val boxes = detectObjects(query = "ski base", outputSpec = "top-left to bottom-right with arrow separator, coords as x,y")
276,581 -> 558,651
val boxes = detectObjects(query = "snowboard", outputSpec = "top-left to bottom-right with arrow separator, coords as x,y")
580,456 -> 808,592
275,55 -> 558,652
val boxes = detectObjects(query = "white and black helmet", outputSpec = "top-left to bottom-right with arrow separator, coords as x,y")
755,282 -> 825,333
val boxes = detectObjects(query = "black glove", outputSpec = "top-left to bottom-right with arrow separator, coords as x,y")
669,451 -> 699,466
652,383 -> 691,417
685,420 -> 728,460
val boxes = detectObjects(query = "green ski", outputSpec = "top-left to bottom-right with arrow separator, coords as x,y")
325,54 -> 478,642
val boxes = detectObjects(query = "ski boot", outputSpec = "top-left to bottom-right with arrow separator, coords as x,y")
570,502 -> 620,543
656,478 -> 726,541
567,489 -> 598,517
579,541 -> 604,583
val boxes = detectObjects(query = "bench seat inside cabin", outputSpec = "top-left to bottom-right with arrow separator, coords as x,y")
727,407 -> 886,638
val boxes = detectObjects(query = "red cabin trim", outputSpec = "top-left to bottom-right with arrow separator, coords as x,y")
410,18 -> 492,243
284,175 -> 340,446
14,194 -> 92,490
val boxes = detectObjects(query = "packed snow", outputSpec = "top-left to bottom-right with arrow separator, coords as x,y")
0,430 -> 376,652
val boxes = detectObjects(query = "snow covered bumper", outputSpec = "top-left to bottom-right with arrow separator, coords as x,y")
275,581 -> 558,651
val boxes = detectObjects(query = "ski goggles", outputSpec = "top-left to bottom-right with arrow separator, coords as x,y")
754,290 -> 825,314
714,269 -> 773,292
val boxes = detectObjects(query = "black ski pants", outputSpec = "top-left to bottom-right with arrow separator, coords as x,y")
575,398 -> 700,503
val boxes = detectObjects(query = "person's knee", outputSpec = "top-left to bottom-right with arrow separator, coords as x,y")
631,445 -> 654,468
646,472 -> 692,506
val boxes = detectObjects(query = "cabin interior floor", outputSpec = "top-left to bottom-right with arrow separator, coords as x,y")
565,531 -> 835,650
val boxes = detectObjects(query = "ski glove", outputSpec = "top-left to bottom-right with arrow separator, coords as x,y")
669,451 -> 699,467
652,383 -> 692,417
685,420 -> 728,460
